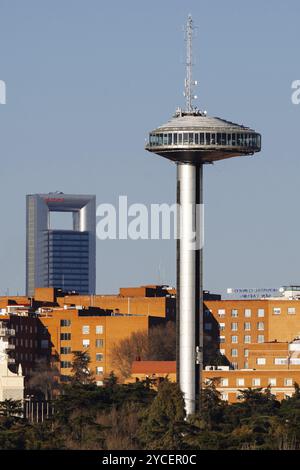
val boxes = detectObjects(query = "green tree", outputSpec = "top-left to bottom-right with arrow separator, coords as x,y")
70,351 -> 95,385
0,399 -> 23,419
28,357 -> 60,400
139,380 -> 188,449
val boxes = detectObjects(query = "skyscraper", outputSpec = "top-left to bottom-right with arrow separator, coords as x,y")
26,193 -> 96,296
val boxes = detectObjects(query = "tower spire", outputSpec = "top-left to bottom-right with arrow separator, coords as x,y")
184,14 -> 197,113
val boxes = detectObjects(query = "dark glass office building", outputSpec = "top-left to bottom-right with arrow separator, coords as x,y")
26,193 -> 96,296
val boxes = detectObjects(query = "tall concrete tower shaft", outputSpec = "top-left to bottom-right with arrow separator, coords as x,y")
145,16 -> 261,416
177,162 -> 203,415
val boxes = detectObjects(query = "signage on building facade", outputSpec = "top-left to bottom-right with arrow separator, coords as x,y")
226,287 -> 283,299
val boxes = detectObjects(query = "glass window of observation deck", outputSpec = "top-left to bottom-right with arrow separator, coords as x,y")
200,133 -> 205,145
189,133 -> 193,144
217,133 -> 221,145
174,133 -> 178,144
178,133 -> 183,144
221,133 -> 226,145
211,133 -> 216,145
168,134 -> 172,145
163,134 -> 168,145
257,135 -> 261,147
232,133 -> 236,146
195,133 -> 199,144
183,133 -> 189,144
206,133 -> 211,145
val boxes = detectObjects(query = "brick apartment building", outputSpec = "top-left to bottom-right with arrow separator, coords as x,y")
0,286 -> 174,383
2,284 -> 300,402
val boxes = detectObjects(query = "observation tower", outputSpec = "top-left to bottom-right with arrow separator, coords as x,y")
145,15 -> 261,416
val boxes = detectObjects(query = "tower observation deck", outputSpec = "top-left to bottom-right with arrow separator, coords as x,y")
145,15 -> 261,416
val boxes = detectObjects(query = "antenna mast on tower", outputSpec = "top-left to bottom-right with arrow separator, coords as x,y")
184,14 -> 197,113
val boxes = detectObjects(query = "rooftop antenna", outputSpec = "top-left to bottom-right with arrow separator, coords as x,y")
184,14 -> 197,113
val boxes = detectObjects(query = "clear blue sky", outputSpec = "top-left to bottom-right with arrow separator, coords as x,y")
0,0 -> 299,296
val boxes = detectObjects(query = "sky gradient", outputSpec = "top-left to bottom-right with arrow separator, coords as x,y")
0,0 -> 299,296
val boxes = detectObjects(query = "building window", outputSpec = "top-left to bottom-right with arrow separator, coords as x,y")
96,366 -> 104,376
82,325 -> 90,335
231,349 -> 238,357
60,333 -> 71,341
95,339 -> 104,348
244,362 -> 249,369
221,393 -> 228,401
60,319 -> 71,327
269,378 -> 276,387
258,309 -> 265,317
219,336 -> 225,344
274,357 -> 287,365
231,322 -> 238,331
244,322 -> 251,331
244,309 -> 252,318
205,323 -> 212,331
244,335 -> 251,344
96,353 -> 104,362
236,378 -> 245,387
231,336 -> 238,344
273,307 -> 281,315
257,357 -> 266,365
218,309 -> 225,317
41,340 -> 49,349
61,347 -> 71,355
96,325 -> 104,334
284,378 -> 293,387
219,323 -> 225,331
290,358 -> 300,365
288,307 -> 296,315
231,309 -> 238,318
220,378 -> 228,387
257,335 -> 265,343
244,349 -> 249,357
82,339 -> 90,348
232,362 -> 238,370
96,380 -> 104,386
252,378 -> 261,387
61,361 -> 71,369
257,322 -> 264,331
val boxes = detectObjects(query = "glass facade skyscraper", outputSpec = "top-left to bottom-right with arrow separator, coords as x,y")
26,193 -> 96,296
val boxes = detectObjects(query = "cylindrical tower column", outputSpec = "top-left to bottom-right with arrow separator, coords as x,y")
176,162 -> 203,416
